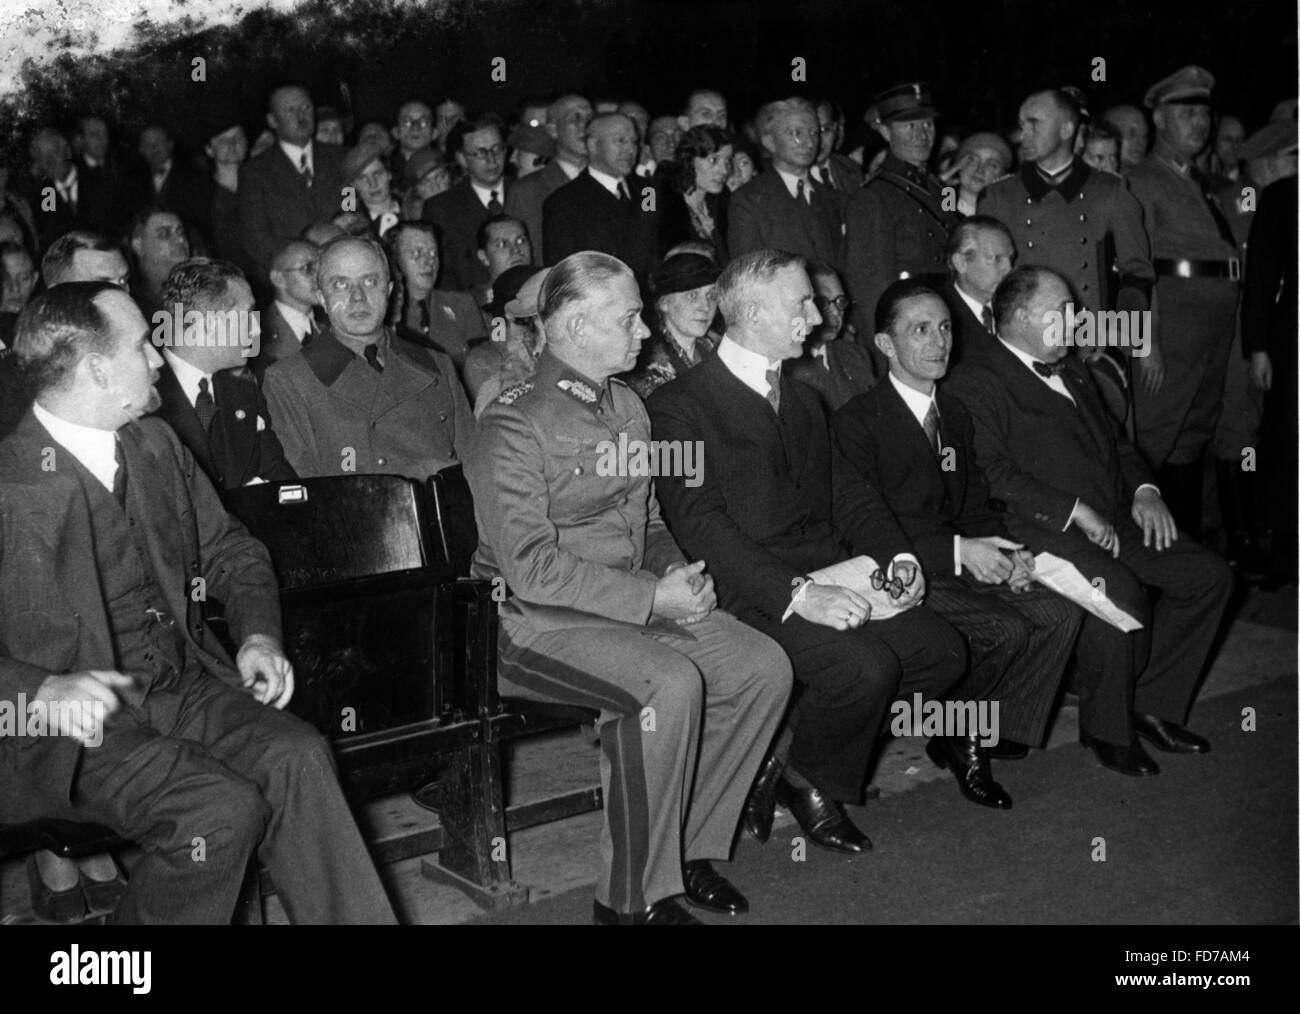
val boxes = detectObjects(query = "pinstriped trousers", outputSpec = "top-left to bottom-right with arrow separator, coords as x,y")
498,610 -> 791,914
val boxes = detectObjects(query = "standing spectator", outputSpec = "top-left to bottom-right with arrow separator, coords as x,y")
390,100 -> 435,186
1081,123 -> 1122,175
257,239 -> 321,375
423,115 -> 508,292
787,262 -> 877,411
952,132 -> 1012,216
400,148 -> 454,221
812,100 -> 865,194
202,117 -> 254,278
137,125 -> 211,246
24,128 -> 120,251
504,94 -> 592,260
658,126 -> 732,263
678,89 -> 728,131
1101,105 -> 1150,173
341,143 -> 402,238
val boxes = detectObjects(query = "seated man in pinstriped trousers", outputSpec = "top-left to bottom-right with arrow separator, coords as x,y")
467,251 -> 791,925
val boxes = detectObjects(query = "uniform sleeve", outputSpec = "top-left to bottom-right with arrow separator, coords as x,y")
1110,179 -> 1155,310
261,365 -> 323,478
470,407 -> 658,624
844,186 -> 895,338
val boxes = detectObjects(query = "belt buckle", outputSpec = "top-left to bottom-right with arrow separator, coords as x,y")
1176,260 -> 1193,279
1228,257 -> 1241,282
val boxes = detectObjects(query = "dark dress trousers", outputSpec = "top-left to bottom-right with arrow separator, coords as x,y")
152,361 -> 298,490
831,379 -> 1082,746
946,340 -> 1233,744
727,170 -> 844,271
0,412 -> 394,923
542,170 -> 660,280
648,352 -> 965,801
237,141 -> 346,282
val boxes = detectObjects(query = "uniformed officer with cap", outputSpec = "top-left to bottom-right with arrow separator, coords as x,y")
845,82 -> 958,366
468,250 -> 792,925
1126,65 -> 1242,536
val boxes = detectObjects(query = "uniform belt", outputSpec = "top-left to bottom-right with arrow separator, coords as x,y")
1154,257 -> 1241,281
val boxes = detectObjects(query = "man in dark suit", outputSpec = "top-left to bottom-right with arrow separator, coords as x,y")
73,116 -> 138,237
941,216 -> 1016,365
263,236 -> 472,479
786,262 -> 877,411
833,279 -> 1083,802
237,84 -> 346,285
24,128 -> 123,252
0,281 -> 394,923
504,94 -> 592,258
542,114 -> 660,280
946,267 -> 1233,776
844,84 -> 958,351
649,250 -> 966,851
137,125 -> 212,249
423,115 -> 509,292
255,239 -> 320,378
813,100 -> 866,194
728,98 -> 845,270
151,258 -> 297,489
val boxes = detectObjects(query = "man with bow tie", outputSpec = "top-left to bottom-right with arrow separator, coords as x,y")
947,266 -> 1232,778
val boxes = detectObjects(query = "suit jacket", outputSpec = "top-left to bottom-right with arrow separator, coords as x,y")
785,340 -> 877,413
503,159 -> 574,263
647,350 -> 910,623
1242,178 -> 1297,366
152,361 -> 297,490
844,154 -> 957,337
253,301 -> 312,380
262,325 -> 473,480
945,339 -> 1154,552
831,378 -> 1007,580
22,165 -> 124,253
0,411 -> 280,820
148,162 -> 214,245
727,170 -> 845,271
0,351 -> 30,439
423,178 -> 497,292
814,153 -> 865,195
543,170 -> 660,279
940,279 -> 996,366
238,141 -> 346,280
398,288 -> 486,365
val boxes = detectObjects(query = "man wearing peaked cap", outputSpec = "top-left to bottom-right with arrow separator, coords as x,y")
845,82 -> 958,373
1127,65 -> 1241,538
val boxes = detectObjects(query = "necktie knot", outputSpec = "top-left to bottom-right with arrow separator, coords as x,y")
1033,359 -> 1065,378
299,151 -> 313,188
616,179 -> 630,202
796,177 -> 810,204
487,189 -> 502,214
364,344 -> 384,373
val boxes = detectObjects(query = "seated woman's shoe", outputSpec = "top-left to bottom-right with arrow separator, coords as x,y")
27,854 -> 86,924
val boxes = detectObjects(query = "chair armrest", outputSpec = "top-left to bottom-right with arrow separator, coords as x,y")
448,578 -> 501,719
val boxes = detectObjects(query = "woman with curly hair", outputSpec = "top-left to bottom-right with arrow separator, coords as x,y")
657,125 -> 734,264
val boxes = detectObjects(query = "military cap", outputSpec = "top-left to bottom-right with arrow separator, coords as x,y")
506,267 -> 552,318
872,82 -> 938,124
1237,120 -> 1299,162
1144,66 -> 1214,109
341,140 -> 388,183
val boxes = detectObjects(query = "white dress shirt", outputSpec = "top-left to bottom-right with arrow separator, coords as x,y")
470,180 -> 506,210
775,167 -> 813,202
888,373 -> 962,573
163,350 -> 212,409
55,165 -> 79,209
954,281 -> 992,333
274,300 -> 314,345
279,139 -> 313,177
33,401 -> 118,492
716,335 -> 780,399
586,167 -> 627,201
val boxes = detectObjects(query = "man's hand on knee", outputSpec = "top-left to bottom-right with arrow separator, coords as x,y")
34,670 -> 133,747
237,634 -> 295,709
655,561 -> 717,624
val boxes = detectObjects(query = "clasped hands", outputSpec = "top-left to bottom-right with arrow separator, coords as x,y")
960,536 -> 1037,591
653,560 -> 717,625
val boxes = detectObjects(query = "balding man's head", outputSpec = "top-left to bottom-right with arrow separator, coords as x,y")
993,266 -> 1072,361
586,113 -> 639,178
316,236 -> 391,342
270,239 -> 320,309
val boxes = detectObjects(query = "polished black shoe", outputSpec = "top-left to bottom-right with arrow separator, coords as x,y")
683,860 -> 748,915
1133,713 -> 1211,754
742,753 -> 785,843
26,855 -> 86,925
1080,731 -> 1160,777
985,739 -> 1029,760
774,778 -> 872,854
925,735 -> 1013,809
593,897 -> 702,925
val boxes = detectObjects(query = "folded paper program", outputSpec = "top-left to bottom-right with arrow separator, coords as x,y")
1030,552 -> 1144,632
781,555 -> 915,623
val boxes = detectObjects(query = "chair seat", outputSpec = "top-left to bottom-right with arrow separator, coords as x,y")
499,697 -> 600,736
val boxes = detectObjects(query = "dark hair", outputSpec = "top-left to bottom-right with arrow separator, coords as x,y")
445,114 -> 505,158
42,230 -> 122,286
945,215 -> 1016,267
1085,121 -> 1120,145
476,214 -> 526,252
875,277 -> 943,334
666,125 -> 733,194
381,222 -> 437,328
991,265 -> 1046,333
161,257 -> 245,311
127,206 -> 179,244
13,281 -> 123,394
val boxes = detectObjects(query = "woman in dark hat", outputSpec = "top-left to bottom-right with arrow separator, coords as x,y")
657,126 -> 733,264
625,253 -> 721,399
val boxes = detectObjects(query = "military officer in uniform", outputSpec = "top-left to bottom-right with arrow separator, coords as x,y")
845,83 -> 958,372
1126,66 -> 1242,535
468,251 -> 792,925
979,89 -> 1154,318
263,235 -> 473,479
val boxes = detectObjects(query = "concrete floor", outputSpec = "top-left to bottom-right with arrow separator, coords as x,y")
3,585 -> 1294,926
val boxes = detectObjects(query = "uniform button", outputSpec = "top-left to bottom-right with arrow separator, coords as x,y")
1082,284 -> 1089,291
573,466 -> 582,475
376,456 -> 387,466
1080,236 -> 1088,244
439,412 -> 447,422
1026,218 -> 1032,226
621,496 -> 629,505
1027,241 -> 1034,249
1025,197 -> 1032,205
1079,213 -> 1087,222
1081,261 -> 1088,268
449,451 -> 458,460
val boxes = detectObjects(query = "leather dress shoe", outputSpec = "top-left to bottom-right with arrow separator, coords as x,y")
1080,731 -> 1160,777
81,868 -> 129,913
683,860 -> 748,915
925,735 -> 1013,809
985,739 -> 1029,760
593,897 -> 702,925
1133,713 -> 1211,754
26,855 -> 86,924
742,754 -> 785,843
774,778 -> 871,854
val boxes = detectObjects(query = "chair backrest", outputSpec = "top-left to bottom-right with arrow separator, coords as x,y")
427,464 -> 479,578
222,476 -> 458,761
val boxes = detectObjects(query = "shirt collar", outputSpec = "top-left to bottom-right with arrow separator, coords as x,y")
775,166 -> 812,200
953,281 -> 989,322
717,335 -> 782,398
335,329 -> 388,364
1020,158 -> 1089,202
470,180 -> 504,208
279,138 -> 312,168
557,157 -> 583,180
888,371 -> 936,426
586,167 -> 625,198
32,400 -> 118,491
163,349 -> 212,408
275,300 -> 313,342
153,159 -> 172,178
58,164 -> 78,190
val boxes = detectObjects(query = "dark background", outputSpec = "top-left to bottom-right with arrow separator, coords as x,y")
2,0 -> 1295,160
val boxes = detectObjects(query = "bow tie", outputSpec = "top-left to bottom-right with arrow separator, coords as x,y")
1033,359 -> 1066,378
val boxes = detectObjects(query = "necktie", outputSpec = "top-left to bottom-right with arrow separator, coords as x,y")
112,438 -> 128,508
1190,167 -> 1240,249
1033,359 -> 1065,377
364,344 -> 384,373
299,151 -> 313,189
195,376 -> 216,433
487,189 -> 502,215
796,178 -> 809,205
765,367 -> 781,412
981,305 -> 995,334
922,401 -> 941,457
616,179 -> 630,202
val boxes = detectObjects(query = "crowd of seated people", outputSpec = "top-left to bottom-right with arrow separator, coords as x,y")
0,63 -> 1294,925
